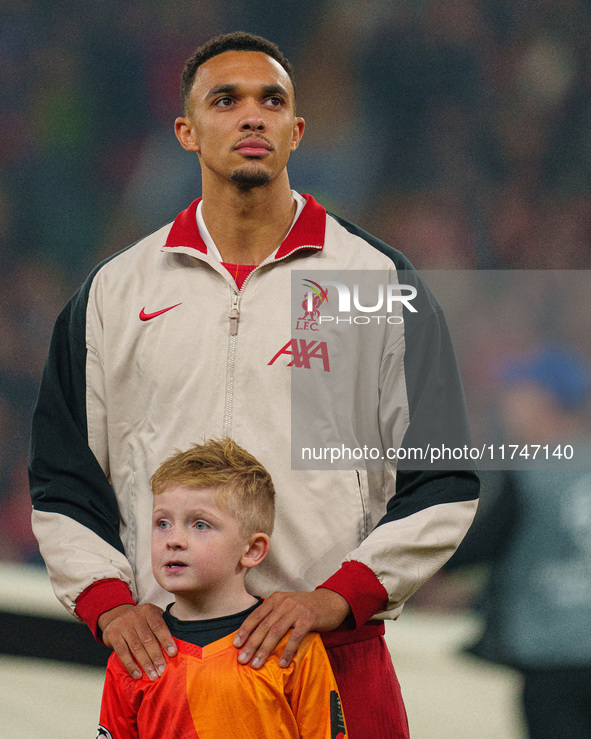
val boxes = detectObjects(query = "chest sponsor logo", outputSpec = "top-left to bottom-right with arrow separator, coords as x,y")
268,339 -> 330,372
139,303 -> 182,321
295,279 -> 329,331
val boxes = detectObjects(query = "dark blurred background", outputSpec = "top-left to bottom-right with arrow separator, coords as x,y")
2,0 -> 591,566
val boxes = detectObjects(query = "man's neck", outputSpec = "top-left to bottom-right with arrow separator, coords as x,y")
201,174 -> 296,265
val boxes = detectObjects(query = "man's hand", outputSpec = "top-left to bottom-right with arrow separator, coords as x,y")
98,603 -> 177,680
233,589 -> 350,669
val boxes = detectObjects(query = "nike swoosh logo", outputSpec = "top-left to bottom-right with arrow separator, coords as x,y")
139,303 -> 182,321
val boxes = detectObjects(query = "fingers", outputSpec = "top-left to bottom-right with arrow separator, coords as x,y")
151,615 -> 178,659
101,603 -> 175,681
269,612 -> 312,669
233,590 -> 351,670
233,598 -> 274,649
235,594 -> 313,669
104,626 -> 144,680
277,624 -> 310,668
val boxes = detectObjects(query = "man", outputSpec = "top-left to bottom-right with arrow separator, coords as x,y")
30,32 -> 478,738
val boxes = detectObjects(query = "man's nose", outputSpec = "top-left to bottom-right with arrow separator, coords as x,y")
239,99 -> 266,131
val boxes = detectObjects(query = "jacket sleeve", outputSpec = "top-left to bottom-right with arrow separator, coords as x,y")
320,270 -> 479,625
446,471 -> 518,569
98,654 -> 140,739
287,634 -> 347,739
29,276 -> 137,634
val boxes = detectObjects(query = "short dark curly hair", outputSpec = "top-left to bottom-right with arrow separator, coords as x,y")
180,31 -> 295,115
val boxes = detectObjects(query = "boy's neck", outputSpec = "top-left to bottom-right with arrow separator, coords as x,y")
169,588 -> 258,621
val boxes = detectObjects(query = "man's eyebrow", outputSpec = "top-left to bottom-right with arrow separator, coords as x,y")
204,83 -> 290,100
205,83 -> 237,100
262,84 -> 289,98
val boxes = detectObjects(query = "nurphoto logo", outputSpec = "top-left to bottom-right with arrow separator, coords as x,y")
303,278 -> 417,326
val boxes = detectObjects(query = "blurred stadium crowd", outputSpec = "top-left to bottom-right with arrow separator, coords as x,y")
2,0 -> 591,565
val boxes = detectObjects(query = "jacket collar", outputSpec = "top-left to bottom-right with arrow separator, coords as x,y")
164,193 -> 326,258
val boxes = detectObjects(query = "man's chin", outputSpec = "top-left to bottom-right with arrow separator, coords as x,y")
230,168 -> 272,189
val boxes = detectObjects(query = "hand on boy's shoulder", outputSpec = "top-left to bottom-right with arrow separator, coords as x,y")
233,589 -> 350,670
99,603 -> 178,681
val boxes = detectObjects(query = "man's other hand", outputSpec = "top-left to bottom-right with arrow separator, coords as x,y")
233,589 -> 350,669
98,603 -> 178,680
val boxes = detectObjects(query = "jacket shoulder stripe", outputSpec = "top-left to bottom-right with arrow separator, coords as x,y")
327,211 -> 415,271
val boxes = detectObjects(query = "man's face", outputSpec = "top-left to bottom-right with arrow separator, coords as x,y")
151,486 -> 252,599
175,50 -> 304,188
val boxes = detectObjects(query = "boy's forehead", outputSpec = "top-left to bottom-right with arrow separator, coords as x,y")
153,484 -> 216,506
192,50 -> 293,100
152,484 -> 232,513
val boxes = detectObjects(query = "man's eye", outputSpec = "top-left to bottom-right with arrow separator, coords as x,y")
215,96 -> 234,107
266,96 -> 283,106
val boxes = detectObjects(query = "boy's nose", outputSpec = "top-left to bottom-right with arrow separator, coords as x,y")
167,529 -> 187,549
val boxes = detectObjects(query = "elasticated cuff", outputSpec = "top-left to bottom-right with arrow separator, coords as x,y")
318,560 -> 388,629
75,579 -> 136,642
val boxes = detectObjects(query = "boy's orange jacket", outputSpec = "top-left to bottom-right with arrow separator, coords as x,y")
98,631 -> 347,738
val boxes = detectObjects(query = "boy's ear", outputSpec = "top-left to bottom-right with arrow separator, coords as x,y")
240,533 -> 271,569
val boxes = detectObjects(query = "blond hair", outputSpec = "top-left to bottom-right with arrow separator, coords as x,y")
151,438 -> 275,536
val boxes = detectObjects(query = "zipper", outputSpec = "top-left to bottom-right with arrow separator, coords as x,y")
221,244 -> 321,436
258,244 -> 321,270
223,292 -> 240,436
233,243 -> 322,295
228,292 -> 240,336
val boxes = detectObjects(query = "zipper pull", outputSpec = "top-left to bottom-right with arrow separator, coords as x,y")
229,293 -> 240,336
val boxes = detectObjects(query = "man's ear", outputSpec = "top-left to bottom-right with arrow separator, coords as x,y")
175,117 -> 200,153
240,533 -> 271,569
290,116 -> 305,151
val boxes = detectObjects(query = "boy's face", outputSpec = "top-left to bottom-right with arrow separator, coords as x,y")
151,485 -> 252,598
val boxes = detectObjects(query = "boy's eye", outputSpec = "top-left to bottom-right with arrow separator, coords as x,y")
194,521 -> 209,530
156,520 -> 170,529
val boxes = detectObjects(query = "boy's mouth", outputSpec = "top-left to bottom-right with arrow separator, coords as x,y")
165,561 -> 187,570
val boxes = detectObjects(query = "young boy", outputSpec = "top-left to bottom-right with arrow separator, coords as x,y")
97,438 -> 347,738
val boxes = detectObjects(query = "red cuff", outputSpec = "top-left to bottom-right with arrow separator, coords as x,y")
75,579 -> 136,642
318,560 -> 388,629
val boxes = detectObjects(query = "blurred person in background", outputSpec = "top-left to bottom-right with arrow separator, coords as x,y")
447,345 -> 591,738
29,31 -> 479,738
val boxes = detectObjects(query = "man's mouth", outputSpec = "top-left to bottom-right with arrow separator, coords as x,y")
234,138 -> 272,157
